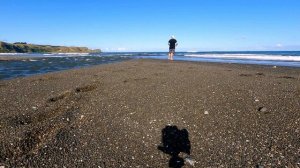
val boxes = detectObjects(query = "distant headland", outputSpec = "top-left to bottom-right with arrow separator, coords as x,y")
0,41 -> 101,53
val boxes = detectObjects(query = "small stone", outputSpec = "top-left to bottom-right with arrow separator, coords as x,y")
255,99 -> 259,102
184,156 -> 196,166
32,106 -> 37,110
258,107 -> 267,112
204,111 -> 209,115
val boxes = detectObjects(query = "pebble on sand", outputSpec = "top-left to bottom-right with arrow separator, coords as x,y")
80,115 -> 84,120
258,107 -> 267,112
204,111 -> 209,115
184,156 -> 196,166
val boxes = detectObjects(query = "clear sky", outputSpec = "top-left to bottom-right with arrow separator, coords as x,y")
1,0 -> 300,51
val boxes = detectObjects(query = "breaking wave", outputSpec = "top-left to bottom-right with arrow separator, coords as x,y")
185,54 -> 300,62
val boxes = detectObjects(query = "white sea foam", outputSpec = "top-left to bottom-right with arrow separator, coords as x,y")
41,53 -> 90,57
120,54 -> 134,56
185,54 -> 300,62
0,53 -> 28,55
42,54 -> 55,56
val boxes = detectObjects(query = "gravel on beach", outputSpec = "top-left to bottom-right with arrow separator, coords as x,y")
0,59 -> 299,167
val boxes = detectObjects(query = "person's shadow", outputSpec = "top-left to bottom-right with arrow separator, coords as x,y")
158,125 -> 191,168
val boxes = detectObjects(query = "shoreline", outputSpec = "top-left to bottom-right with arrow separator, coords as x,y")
0,59 -> 299,167
1,58 -> 300,81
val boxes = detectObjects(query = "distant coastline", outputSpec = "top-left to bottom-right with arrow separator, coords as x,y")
0,41 -> 101,53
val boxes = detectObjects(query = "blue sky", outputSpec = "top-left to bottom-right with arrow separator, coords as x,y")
1,0 -> 299,51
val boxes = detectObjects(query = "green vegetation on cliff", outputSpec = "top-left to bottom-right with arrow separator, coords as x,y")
0,41 -> 101,53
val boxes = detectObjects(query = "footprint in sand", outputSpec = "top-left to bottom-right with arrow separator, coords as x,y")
278,76 -> 296,79
256,72 -> 265,76
48,91 -> 71,102
239,74 -> 253,77
75,85 -> 97,93
2,115 -> 33,128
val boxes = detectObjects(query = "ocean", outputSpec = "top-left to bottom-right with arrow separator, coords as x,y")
0,51 -> 300,80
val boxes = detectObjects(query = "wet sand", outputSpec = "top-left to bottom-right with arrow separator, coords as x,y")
0,59 -> 299,167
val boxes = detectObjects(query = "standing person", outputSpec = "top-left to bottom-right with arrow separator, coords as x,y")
168,35 -> 178,60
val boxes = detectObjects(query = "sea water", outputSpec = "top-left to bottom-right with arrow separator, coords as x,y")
0,51 -> 299,80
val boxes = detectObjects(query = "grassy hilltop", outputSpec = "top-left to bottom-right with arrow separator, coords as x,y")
0,41 -> 101,53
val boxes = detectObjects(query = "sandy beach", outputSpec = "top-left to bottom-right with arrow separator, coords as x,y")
0,59 -> 299,167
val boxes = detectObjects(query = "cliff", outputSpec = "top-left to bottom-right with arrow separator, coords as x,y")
0,41 -> 101,53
